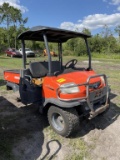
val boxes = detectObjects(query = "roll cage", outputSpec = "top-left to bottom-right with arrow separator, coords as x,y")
18,26 -> 92,75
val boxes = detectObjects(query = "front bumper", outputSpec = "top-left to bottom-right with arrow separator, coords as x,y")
88,103 -> 109,119
13,54 -> 22,57
56,74 -> 110,119
26,52 -> 35,57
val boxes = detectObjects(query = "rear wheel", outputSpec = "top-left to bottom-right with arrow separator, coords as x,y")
48,106 -> 79,137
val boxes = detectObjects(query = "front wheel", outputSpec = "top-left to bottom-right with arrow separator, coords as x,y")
48,106 -> 80,137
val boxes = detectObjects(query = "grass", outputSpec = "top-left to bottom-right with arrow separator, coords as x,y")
65,138 -> 88,160
0,53 -> 120,159
91,52 -> 120,60
65,153 -> 88,160
44,126 -> 89,159
0,53 -> 120,68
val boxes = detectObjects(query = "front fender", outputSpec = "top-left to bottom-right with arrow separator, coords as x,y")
43,98 -> 86,108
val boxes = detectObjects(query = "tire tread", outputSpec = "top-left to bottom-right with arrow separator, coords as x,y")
48,106 -> 79,137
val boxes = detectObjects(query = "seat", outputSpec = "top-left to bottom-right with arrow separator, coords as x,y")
29,62 -> 48,78
51,61 -> 61,73
29,61 -> 61,78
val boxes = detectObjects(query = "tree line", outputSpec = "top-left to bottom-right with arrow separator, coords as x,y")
0,2 -> 120,56
0,3 -> 28,51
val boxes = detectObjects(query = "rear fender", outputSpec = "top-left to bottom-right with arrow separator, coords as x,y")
6,81 -> 19,92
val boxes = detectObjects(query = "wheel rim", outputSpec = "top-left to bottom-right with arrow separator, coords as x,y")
52,113 -> 65,131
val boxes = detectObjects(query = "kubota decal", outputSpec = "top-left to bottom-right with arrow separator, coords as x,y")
14,76 -> 20,80
57,78 -> 66,83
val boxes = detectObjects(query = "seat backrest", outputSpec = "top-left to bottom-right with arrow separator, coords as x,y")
51,61 -> 61,73
29,61 -> 61,78
23,68 -> 32,76
29,62 -> 48,78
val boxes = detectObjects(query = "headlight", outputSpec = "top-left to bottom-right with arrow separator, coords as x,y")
60,83 -> 80,94
89,81 -> 101,89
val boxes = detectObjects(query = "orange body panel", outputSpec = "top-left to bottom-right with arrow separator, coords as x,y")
4,69 -> 103,101
4,71 -> 20,84
42,70 -> 102,100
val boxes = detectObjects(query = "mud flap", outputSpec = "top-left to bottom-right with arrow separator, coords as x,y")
19,77 -> 42,105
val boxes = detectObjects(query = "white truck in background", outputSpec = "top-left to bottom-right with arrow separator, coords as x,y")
19,48 -> 35,57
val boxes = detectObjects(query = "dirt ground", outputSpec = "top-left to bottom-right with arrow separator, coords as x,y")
0,60 -> 120,160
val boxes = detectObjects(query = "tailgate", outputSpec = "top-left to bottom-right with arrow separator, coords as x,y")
4,70 -> 20,84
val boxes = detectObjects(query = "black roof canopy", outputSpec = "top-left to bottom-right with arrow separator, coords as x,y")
18,26 -> 91,43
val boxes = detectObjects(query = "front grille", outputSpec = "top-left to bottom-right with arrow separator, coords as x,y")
93,95 -> 106,110
89,81 -> 101,89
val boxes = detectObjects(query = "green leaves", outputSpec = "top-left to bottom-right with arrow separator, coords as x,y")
0,2 -> 28,48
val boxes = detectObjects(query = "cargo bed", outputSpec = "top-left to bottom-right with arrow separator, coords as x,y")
4,69 -> 20,84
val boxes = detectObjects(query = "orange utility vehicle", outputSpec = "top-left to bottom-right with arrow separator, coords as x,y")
4,26 -> 110,137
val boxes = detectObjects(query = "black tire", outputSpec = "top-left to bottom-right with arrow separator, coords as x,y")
48,106 -> 79,137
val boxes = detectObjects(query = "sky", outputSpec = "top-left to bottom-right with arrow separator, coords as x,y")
0,0 -> 120,35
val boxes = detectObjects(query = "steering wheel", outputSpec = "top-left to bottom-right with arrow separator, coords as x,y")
64,59 -> 78,69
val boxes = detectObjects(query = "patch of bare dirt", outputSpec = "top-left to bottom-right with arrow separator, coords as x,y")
0,92 -> 72,160
0,90 -> 120,160
82,104 -> 120,160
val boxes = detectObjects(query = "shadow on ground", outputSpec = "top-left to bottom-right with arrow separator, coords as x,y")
0,79 -> 6,87
73,92 -> 120,138
0,96 -> 61,160
0,91 -> 119,159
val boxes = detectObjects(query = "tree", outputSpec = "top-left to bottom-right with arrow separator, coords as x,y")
101,25 -> 115,53
0,3 -> 13,47
101,24 -> 112,38
11,8 -> 28,49
0,27 -> 7,52
0,2 -> 28,48
82,28 -> 91,35
115,25 -> 120,43
89,34 -> 103,53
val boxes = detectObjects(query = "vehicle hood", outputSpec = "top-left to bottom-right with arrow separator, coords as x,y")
55,70 -> 100,86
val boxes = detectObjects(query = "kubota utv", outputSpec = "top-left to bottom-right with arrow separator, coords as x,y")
4,26 -> 110,137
